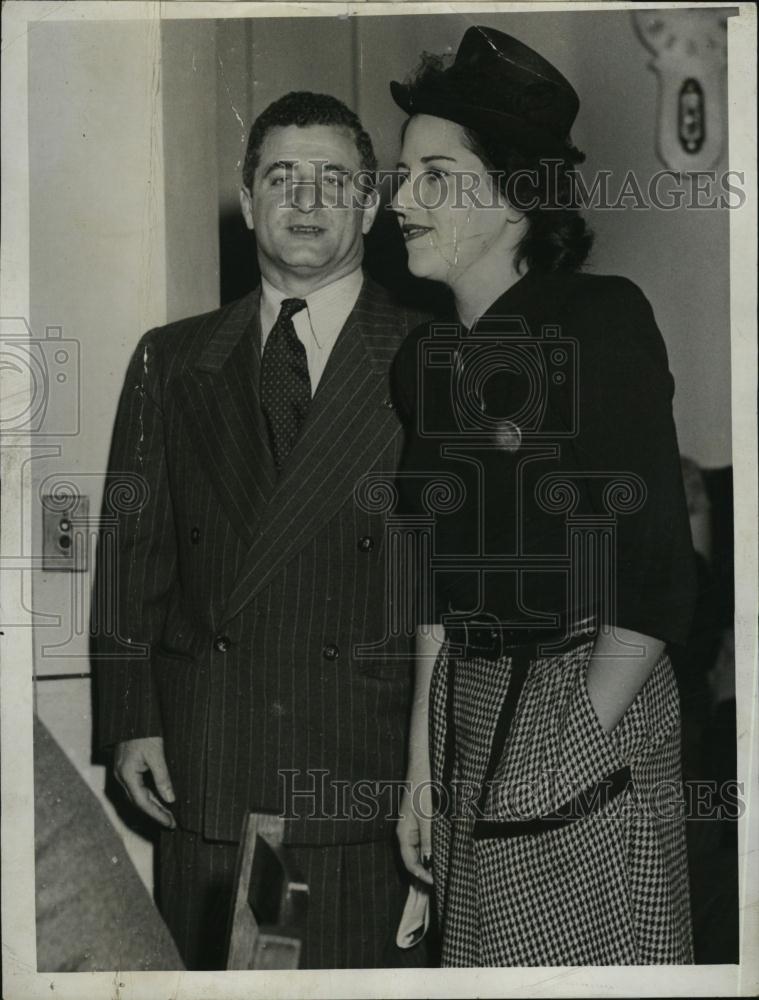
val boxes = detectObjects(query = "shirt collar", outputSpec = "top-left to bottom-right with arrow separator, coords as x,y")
260,269 -> 364,348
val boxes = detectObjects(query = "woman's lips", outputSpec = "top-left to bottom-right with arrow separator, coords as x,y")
401,224 -> 433,243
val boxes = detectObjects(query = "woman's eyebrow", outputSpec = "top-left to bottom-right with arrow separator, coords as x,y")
395,155 -> 459,169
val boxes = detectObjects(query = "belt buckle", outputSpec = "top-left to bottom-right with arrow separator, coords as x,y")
446,608 -> 503,660
465,620 -> 502,659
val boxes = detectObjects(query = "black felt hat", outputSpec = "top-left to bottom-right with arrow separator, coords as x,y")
390,26 -> 580,154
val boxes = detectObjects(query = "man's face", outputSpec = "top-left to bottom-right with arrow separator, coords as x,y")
240,124 -> 378,292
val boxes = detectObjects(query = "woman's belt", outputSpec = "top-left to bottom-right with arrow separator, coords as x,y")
443,613 -> 597,662
439,613 -> 601,822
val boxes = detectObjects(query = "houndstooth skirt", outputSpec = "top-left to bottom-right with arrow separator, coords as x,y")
429,638 -> 693,966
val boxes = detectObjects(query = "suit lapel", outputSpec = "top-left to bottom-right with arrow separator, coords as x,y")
174,290 -> 277,546
221,279 -> 402,623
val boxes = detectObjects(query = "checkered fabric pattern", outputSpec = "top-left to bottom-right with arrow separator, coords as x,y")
429,641 -> 693,966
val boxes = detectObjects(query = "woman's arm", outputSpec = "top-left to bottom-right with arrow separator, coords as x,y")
586,625 -> 665,732
568,278 -> 698,649
397,623 -> 444,885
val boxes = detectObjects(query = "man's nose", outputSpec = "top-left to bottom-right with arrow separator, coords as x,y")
291,179 -> 323,212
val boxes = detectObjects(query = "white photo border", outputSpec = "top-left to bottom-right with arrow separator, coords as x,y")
1,2 -> 756,997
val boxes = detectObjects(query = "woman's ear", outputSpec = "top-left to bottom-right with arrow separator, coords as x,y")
504,201 -> 525,225
490,174 -> 524,224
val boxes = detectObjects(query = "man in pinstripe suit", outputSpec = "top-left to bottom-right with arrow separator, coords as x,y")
93,93 -> 424,969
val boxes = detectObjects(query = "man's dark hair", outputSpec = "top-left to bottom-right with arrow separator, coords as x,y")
242,91 -> 378,190
402,54 -> 593,273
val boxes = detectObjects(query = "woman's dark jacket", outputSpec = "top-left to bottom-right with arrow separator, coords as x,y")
391,269 -> 697,646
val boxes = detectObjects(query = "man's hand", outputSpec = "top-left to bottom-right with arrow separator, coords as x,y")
397,781 -> 433,886
114,737 -> 176,829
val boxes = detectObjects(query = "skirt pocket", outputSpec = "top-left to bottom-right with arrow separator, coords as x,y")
489,644 -> 628,821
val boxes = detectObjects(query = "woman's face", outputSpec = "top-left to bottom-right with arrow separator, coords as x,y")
391,114 -> 515,288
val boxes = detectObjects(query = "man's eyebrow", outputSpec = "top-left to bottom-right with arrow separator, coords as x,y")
262,160 -> 296,179
262,159 -> 353,178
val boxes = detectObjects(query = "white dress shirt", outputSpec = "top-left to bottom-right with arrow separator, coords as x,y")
260,268 -> 364,394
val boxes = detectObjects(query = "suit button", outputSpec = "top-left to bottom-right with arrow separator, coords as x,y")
213,634 -> 231,653
191,527 -> 200,544
358,535 -> 374,552
382,397 -> 394,409
322,643 -> 340,661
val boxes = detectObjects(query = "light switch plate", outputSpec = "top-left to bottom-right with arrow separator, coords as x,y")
41,493 -> 89,571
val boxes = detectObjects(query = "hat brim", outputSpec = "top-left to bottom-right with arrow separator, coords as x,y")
390,80 -> 569,157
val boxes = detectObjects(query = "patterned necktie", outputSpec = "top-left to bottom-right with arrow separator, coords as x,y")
260,297 -> 310,471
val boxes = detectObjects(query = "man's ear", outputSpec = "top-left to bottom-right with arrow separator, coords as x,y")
360,186 -> 382,236
240,186 -> 254,231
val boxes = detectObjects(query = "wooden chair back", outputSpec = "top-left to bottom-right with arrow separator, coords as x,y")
225,813 -> 309,970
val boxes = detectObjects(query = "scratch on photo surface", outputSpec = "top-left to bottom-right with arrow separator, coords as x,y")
0,2 -> 70,53
140,15 -> 161,314
138,343 -> 150,456
218,54 -> 246,135
474,21 -> 556,83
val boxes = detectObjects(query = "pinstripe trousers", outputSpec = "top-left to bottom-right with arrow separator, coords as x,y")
158,828 -> 411,970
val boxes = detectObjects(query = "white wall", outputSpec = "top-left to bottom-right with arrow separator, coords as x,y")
566,10 -> 732,469
29,19 -> 170,891
163,20 -> 220,322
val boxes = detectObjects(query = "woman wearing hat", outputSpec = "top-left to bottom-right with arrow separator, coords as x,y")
390,27 -> 697,966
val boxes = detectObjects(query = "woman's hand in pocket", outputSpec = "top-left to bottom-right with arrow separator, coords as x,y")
586,627 -> 665,732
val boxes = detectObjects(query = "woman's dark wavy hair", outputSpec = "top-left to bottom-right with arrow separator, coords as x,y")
402,53 -> 594,273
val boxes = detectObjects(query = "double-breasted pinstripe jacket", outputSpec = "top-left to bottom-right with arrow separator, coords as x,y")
93,278 -> 423,845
